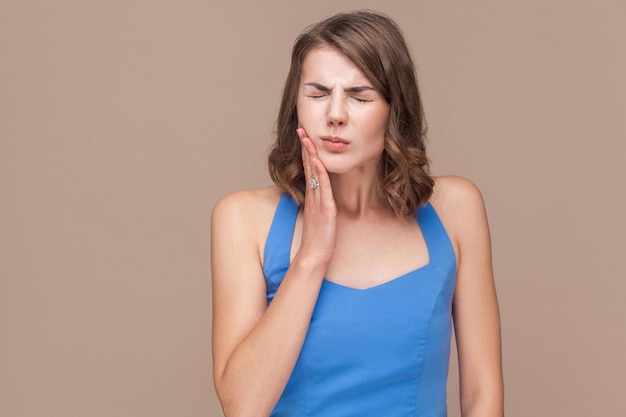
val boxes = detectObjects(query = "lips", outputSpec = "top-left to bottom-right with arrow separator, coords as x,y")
321,136 -> 350,144
320,136 -> 351,152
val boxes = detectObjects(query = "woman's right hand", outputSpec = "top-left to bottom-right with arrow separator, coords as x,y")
297,128 -> 337,268
211,131 -> 338,416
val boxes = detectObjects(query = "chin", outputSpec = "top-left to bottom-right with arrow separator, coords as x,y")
320,160 -> 366,176
319,153 -> 380,176
325,166 -> 351,175
318,154 -> 350,174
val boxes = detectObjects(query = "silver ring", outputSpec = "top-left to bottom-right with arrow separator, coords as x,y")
309,178 -> 320,189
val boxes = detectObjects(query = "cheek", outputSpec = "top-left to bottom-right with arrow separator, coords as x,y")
296,107 -> 305,128
372,109 -> 390,136
360,110 -> 387,137
296,102 -> 318,131
295,100 -> 306,126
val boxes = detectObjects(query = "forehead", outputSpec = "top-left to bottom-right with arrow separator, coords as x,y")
300,46 -> 370,85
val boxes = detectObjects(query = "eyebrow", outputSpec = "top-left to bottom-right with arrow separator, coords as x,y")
304,82 -> 375,93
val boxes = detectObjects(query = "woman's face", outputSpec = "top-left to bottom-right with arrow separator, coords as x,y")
296,46 -> 390,175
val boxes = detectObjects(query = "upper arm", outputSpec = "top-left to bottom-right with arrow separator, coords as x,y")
211,191 -> 273,383
432,177 -> 503,399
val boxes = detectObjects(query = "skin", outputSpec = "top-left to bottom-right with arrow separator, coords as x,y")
211,47 -> 503,417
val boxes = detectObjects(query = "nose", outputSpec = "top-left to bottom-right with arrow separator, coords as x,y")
326,94 -> 347,127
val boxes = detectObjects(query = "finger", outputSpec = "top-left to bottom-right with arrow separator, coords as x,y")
302,131 -> 320,161
298,131 -> 322,204
303,139 -> 322,198
311,157 -> 332,203
299,132 -> 326,196
302,136 -> 325,193
297,129 -> 312,184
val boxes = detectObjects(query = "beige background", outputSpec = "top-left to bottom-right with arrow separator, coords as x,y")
2,1 -> 625,416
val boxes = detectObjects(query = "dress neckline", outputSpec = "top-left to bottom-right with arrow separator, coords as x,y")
319,203 -> 433,291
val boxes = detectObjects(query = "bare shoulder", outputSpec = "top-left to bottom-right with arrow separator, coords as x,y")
211,185 -> 285,281
212,185 -> 284,224
212,185 -> 284,212
212,185 -> 285,251
430,175 -> 485,211
429,175 -> 489,252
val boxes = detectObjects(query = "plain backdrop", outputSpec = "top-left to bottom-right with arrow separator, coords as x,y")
1,1 -> 625,416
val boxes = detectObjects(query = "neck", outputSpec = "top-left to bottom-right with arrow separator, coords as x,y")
329,166 -> 390,218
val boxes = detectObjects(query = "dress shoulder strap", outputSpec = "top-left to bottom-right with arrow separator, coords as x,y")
416,202 -> 457,274
263,193 -> 299,301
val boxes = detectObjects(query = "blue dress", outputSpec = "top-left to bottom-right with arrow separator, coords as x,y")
263,194 -> 457,417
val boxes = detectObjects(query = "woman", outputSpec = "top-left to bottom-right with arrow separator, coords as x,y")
211,10 -> 503,417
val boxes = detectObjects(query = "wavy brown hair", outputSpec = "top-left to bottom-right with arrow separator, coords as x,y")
268,10 -> 434,218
